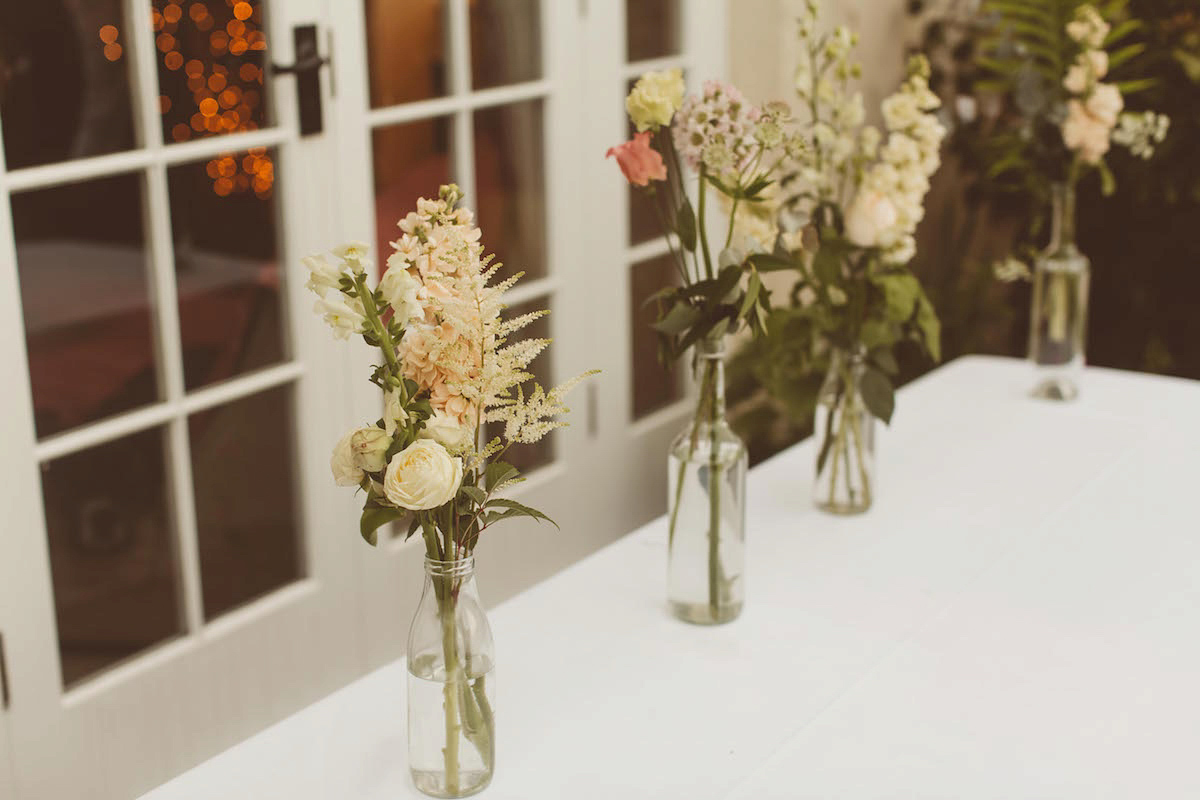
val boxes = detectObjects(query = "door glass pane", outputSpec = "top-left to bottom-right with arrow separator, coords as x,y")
40,427 -> 181,687
11,173 -> 159,438
469,0 -> 541,90
152,0 -> 270,144
630,253 -> 684,418
190,385 -> 302,620
0,1 -> 137,170
364,0 -> 448,108
488,295 -> 554,474
474,100 -> 546,283
626,0 -> 681,62
373,116 -> 454,269
168,148 -> 285,390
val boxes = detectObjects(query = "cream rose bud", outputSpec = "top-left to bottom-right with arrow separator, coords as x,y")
330,430 -> 364,487
418,410 -> 473,452
625,68 -> 685,132
844,190 -> 899,248
384,440 -> 464,511
349,426 -> 392,473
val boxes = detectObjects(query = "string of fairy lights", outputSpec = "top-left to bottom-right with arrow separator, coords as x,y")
98,1 -> 274,199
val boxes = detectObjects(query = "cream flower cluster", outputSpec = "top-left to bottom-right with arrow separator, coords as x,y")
1061,4 -> 1122,165
1111,111 -> 1170,159
848,57 -> 946,264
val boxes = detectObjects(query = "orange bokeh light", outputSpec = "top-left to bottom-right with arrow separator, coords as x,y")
219,87 -> 241,107
229,38 -> 248,56
189,3 -> 208,21
172,123 -> 191,142
99,24 -> 119,44
190,113 -> 206,131
233,2 -> 253,21
156,33 -> 175,52
239,63 -> 258,82
159,95 -> 172,113
199,98 -> 219,117
164,51 -> 183,70
185,58 -> 204,76
208,73 -> 227,92
226,19 -> 245,37
163,4 -> 182,23
214,177 -> 234,197
103,43 -> 123,62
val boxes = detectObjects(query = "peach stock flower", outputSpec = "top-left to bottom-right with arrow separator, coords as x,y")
606,132 -> 668,187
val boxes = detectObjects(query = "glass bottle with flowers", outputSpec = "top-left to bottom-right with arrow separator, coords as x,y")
765,3 -> 945,514
607,69 -> 801,623
306,185 -> 595,799
979,2 -> 1169,400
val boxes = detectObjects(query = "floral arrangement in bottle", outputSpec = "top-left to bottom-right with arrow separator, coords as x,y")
756,2 -> 945,514
306,184 -> 594,797
978,1 -> 1169,398
606,68 -> 801,624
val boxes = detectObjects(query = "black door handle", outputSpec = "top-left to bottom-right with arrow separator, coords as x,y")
271,24 -> 328,136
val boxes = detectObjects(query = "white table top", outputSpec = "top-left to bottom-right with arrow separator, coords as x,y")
141,356 -> 1200,799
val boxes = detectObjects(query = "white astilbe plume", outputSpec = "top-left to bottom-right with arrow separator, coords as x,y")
487,371 -> 598,445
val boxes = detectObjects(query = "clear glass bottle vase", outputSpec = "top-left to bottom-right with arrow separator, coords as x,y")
667,334 -> 748,625
407,556 -> 495,798
1029,182 -> 1090,401
813,345 -> 876,515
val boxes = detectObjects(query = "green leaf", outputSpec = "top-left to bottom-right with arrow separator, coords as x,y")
652,301 -> 702,335
484,498 -> 559,529
459,484 -> 487,505
859,367 -> 895,425
870,347 -> 899,375
360,506 -> 406,546
485,461 -> 520,491
747,252 -> 796,272
872,272 -> 921,323
1107,42 -> 1146,70
676,198 -> 697,252
739,273 -> 762,320
915,293 -> 942,362
1113,78 -> 1159,95
1098,160 -> 1117,196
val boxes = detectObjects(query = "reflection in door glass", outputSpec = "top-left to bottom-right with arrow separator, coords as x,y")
167,148 -> 285,390
11,173 -> 160,439
0,0 -> 137,169
469,0 -> 541,90
373,116 -> 455,269
41,427 -> 182,687
626,0 -> 681,62
364,0 -> 449,108
152,0 -> 270,144
190,385 -> 303,620
474,100 -> 546,283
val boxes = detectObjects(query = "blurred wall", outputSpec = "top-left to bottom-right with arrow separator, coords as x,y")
728,0 -> 910,118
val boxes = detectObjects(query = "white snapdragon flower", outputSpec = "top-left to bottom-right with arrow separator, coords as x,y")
383,388 -> 408,435
332,241 -> 370,275
379,260 -> 423,322
314,294 -> 366,340
302,254 -> 343,297
1066,5 -> 1110,49
1062,99 -> 1112,164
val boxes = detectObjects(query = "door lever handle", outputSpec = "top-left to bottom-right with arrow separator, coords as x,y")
271,24 -> 328,136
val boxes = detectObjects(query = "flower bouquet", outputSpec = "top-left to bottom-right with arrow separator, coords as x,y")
607,68 -> 802,624
306,185 -> 594,798
979,1 -> 1169,399
767,4 -> 945,514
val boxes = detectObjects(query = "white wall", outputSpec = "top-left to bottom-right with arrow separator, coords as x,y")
728,0 -> 911,120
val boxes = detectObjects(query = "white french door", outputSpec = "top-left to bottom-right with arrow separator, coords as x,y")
0,0 -> 359,797
580,0 -> 729,547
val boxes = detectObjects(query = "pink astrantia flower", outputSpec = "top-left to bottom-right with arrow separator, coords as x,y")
606,132 -> 668,187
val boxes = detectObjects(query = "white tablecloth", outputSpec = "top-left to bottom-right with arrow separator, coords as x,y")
141,356 -> 1200,799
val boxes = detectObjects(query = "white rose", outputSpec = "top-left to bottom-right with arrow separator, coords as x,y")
844,190 -> 899,248
1085,83 -> 1123,126
330,430 -> 363,487
350,426 -> 392,473
383,440 -> 463,511
625,68 -> 685,132
419,410 -> 474,452
379,262 -> 423,322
